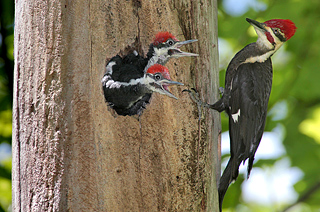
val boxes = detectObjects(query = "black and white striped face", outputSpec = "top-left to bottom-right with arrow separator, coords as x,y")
246,18 -> 286,52
145,64 -> 183,99
242,18 -> 296,64
152,39 -> 199,64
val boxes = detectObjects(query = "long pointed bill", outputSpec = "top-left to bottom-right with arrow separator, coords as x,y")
169,39 -> 199,57
246,18 -> 267,32
153,79 -> 184,99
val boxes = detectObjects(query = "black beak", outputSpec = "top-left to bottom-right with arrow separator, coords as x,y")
151,79 -> 184,100
158,79 -> 183,99
246,18 -> 267,32
169,39 -> 199,57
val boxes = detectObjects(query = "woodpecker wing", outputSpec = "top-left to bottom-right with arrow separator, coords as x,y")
216,17 -> 296,212
102,53 -> 152,116
110,53 -> 147,82
228,58 -> 272,175
218,57 -> 273,210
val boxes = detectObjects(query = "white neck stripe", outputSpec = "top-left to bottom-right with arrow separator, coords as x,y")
243,50 -> 275,64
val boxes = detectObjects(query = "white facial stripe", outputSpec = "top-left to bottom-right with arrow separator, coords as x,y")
277,30 -> 286,39
144,76 -> 170,95
154,47 -> 169,58
244,26 -> 284,64
143,47 -> 169,73
153,47 -> 169,63
255,26 -> 283,50
269,30 -> 283,50
256,34 -> 274,50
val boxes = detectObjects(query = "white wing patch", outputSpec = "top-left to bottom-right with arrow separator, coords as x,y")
103,60 -> 146,89
106,80 -> 122,89
102,76 -> 146,89
101,75 -> 111,86
231,109 -> 241,123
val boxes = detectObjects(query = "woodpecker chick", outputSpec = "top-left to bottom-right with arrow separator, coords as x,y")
145,64 -> 183,99
145,32 -> 198,72
102,32 -> 197,116
102,63 -> 183,116
185,18 -> 296,211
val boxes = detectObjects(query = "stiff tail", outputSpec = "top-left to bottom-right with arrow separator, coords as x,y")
247,156 -> 255,179
218,157 -> 241,212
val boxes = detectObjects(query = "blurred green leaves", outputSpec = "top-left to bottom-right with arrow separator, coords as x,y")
299,108 -> 320,145
1,0 -> 320,211
218,0 -> 320,211
0,0 -> 14,211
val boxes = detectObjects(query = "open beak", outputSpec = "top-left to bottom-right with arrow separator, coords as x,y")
246,18 -> 267,33
153,79 -> 184,99
169,39 -> 199,57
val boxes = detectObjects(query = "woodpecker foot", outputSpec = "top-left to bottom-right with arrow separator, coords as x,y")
183,88 -> 206,120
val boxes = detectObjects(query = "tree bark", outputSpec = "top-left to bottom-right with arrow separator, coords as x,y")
13,0 -> 220,211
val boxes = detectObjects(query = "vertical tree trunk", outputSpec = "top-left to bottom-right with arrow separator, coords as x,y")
13,0 -> 220,211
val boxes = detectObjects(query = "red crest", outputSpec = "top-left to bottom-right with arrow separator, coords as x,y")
264,19 -> 297,40
146,64 -> 171,80
152,32 -> 178,46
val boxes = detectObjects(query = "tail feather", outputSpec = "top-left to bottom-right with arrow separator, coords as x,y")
247,156 -> 255,179
218,157 -> 241,212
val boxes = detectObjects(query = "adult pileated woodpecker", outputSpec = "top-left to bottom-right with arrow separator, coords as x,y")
186,18 -> 296,211
102,32 -> 197,116
102,63 -> 183,116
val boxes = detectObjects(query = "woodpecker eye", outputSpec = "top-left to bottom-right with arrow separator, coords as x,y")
272,28 -> 286,42
273,28 -> 280,35
154,73 -> 162,81
167,39 -> 174,46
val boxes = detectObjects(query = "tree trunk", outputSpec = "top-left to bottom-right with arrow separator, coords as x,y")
13,0 -> 220,211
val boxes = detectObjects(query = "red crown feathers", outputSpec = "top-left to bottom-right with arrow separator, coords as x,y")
146,64 -> 171,80
152,32 -> 178,46
264,19 -> 297,40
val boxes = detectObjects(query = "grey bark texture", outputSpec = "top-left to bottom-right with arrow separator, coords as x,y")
13,0 -> 220,211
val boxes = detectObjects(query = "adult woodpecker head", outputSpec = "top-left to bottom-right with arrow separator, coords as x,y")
246,18 -> 297,51
144,64 -> 183,99
146,31 -> 198,67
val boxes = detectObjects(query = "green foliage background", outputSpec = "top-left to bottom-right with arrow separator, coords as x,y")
0,0 -> 13,211
0,0 -> 320,211
218,0 -> 320,211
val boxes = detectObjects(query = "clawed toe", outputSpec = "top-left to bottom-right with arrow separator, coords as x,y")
183,88 -> 205,120
182,88 -> 202,104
